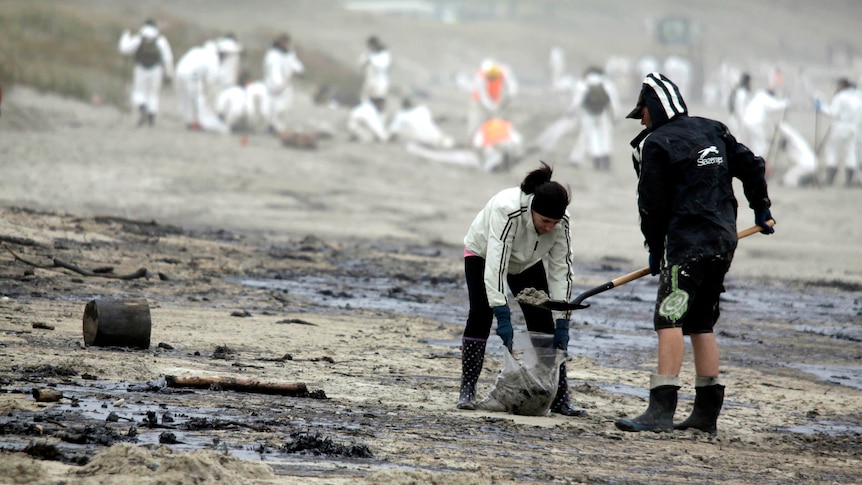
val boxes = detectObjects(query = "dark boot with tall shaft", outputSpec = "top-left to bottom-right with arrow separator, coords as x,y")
825,167 -> 839,185
846,168 -> 860,187
675,377 -> 725,435
615,374 -> 680,432
137,105 -> 148,126
550,361 -> 586,416
457,338 -> 486,410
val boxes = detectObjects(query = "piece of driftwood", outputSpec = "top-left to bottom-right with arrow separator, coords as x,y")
279,131 -> 318,149
165,375 -> 308,396
32,388 -> 63,402
83,299 -> 152,349
0,235 -> 41,247
4,245 -> 147,280
93,215 -> 159,226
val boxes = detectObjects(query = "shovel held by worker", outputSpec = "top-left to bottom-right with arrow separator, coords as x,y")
519,221 -> 775,312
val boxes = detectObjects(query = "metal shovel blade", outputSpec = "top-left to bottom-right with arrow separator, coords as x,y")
538,300 -> 590,311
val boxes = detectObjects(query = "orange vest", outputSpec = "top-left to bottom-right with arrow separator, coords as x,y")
479,118 -> 512,146
472,71 -> 504,102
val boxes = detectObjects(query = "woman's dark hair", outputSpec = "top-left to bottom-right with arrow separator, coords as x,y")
520,161 -> 553,194
521,162 -> 570,219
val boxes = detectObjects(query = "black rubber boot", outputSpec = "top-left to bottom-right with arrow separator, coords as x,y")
457,338 -> 486,410
675,379 -> 725,435
147,113 -> 155,127
137,105 -> 148,126
826,167 -> 838,185
846,168 -> 859,187
600,155 -> 611,171
550,361 -> 586,416
615,374 -> 680,432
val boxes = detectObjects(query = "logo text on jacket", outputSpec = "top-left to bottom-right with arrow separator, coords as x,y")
696,146 -> 724,167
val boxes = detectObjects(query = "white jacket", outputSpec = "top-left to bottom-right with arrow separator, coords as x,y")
347,100 -> 389,142
568,72 -> 619,119
263,47 -> 305,95
388,104 -> 452,148
464,187 -> 573,318
823,87 -> 862,137
359,49 -> 391,99
778,122 -> 816,171
743,90 -> 788,127
176,41 -> 220,86
216,81 -> 270,126
118,28 -> 174,78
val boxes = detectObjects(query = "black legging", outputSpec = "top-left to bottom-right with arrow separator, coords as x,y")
463,255 -> 555,340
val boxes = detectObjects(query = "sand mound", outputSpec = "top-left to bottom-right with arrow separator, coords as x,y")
74,443 -> 275,484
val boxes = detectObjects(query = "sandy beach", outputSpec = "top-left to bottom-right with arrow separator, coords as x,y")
1,1 -> 861,483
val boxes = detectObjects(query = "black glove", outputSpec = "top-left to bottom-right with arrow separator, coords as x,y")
648,252 -> 662,276
553,319 -> 569,351
493,305 -> 513,351
755,207 -> 775,234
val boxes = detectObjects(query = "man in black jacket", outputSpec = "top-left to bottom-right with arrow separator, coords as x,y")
615,72 -> 775,435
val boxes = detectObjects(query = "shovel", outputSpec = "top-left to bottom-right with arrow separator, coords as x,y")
523,221 -> 775,312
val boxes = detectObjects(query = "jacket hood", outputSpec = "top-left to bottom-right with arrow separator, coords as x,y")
139,25 -> 159,40
626,72 -> 687,130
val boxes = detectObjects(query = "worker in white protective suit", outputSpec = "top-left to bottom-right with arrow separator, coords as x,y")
726,72 -> 751,137
473,118 -> 523,172
549,46 -> 572,92
358,35 -> 391,104
216,71 -> 270,134
663,55 -> 693,100
605,55 -> 633,103
818,78 -> 862,186
347,97 -> 389,143
567,67 -> 619,170
263,33 -> 305,135
175,35 -> 242,133
215,34 -> 242,91
741,88 -> 789,164
468,58 -> 518,138
635,56 -> 661,84
117,19 -> 174,127
388,98 -> 454,149
775,122 -> 819,187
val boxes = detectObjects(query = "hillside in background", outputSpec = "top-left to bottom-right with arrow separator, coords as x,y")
3,0 -> 860,111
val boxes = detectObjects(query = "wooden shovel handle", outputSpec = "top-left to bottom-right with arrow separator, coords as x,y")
609,220 -> 776,288
546,220 -> 776,310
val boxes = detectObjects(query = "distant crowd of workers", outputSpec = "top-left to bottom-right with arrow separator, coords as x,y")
118,19 -> 862,185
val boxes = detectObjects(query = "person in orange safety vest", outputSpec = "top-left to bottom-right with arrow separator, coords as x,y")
468,58 -> 518,138
473,117 -> 523,172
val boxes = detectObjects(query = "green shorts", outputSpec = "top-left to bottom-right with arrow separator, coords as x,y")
653,256 -> 732,334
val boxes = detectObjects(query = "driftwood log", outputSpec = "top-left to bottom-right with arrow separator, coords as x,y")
279,131 -> 318,149
4,245 -> 147,280
82,299 -> 152,349
165,375 -> 308,396
32,388 -> 63,403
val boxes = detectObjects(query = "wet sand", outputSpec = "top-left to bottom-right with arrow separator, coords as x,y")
1,1 -> 861,483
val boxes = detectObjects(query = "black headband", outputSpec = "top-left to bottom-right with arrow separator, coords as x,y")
531,193 -> 566,220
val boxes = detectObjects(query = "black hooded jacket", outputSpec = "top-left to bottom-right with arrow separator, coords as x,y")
629,73 -> 771,265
